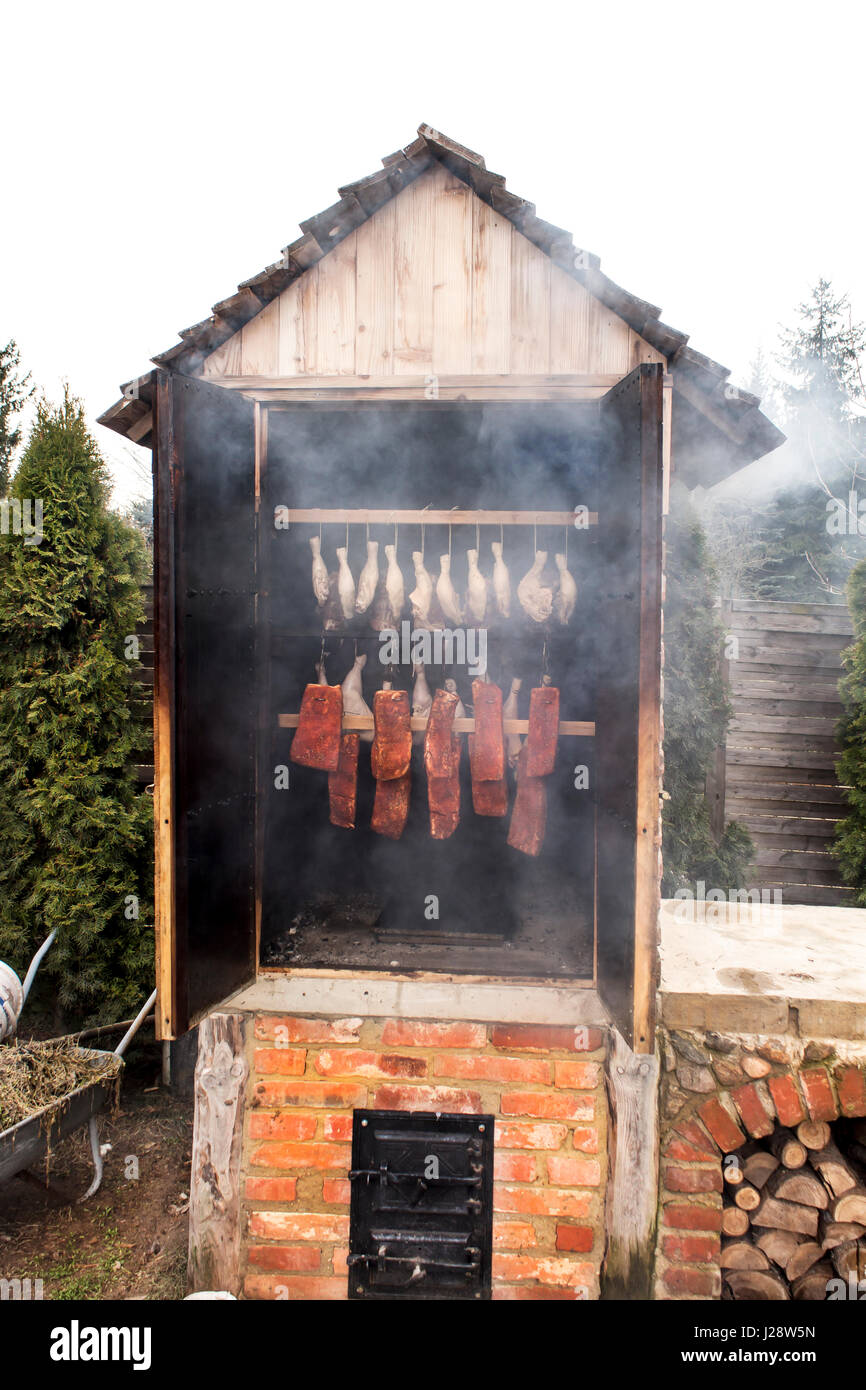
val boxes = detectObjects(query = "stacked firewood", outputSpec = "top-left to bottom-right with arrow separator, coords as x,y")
722,1118 -> 866,1299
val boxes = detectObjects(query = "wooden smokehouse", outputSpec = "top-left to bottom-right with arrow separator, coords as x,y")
101,125 -> 783,1300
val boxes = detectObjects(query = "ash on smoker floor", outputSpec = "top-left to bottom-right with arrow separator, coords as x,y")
261,884 -> 593,978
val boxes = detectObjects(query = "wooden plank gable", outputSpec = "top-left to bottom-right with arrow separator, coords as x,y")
201,163 -> 665,383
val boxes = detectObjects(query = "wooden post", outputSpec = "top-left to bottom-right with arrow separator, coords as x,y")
602,1028 -> 660,1299
188,1012 -> 249,1295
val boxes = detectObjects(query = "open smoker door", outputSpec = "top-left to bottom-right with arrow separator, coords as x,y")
153,371 -> 257,1038
595,364 -> 664,1053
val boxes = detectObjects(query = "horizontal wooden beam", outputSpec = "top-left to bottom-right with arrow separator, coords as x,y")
283,508 -> 596,527
207,373 -> 622,391
278,714 -> 595,736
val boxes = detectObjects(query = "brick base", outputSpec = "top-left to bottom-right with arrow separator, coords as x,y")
240,1014 -> 608,1300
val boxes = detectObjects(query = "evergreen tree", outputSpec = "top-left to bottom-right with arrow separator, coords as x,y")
0,339 -> 34,496
834,558 -> 866,904
0,390 -> 154,1023
662,482 -> 753,894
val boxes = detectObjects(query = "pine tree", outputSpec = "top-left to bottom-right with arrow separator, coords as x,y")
0,390 -> 154,1023
0,339 -> 34,496
834,558 -> 866,904
662,482 -> 753,894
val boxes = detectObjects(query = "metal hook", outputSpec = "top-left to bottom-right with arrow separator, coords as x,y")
476,521 -> 480,552
421,503 -> 431,561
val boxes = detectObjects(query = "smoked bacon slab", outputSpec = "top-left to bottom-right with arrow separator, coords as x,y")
371,772 -> 411,840
371,689 -> 412,781
425,689 -> 461,839
470,679 -> 504,782
328,733 -> 360,828
507,745 -> 547,857
290,683 -> 342,771
468,733 -> 509,817
525,685 -> 560,778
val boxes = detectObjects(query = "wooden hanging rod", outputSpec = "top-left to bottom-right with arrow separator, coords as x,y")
278,714 -> 595,737
283,508 -> 597,527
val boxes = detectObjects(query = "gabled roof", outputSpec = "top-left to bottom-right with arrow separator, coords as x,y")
99,124 -> 784,474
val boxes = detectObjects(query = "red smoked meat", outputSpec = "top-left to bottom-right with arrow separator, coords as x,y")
468,734 -> 508,817
424,689 -> 459,779
328,733 -> 360,829
507,745 -> 547,857
371,771 -> 411,840
525,685 -> 560,778
290,683 -> 342,771
429,733 -> 461,839
470,679 -> 504,782
371,689 -> 412,780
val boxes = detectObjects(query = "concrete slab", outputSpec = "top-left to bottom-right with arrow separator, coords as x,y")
659,898 -> 866,1039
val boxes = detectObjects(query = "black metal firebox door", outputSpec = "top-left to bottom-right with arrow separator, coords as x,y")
348,1110 -> 494,1300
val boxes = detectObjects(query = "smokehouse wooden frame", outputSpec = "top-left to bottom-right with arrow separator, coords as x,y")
102,125 -> 783,1055
149,364 -> 664,1051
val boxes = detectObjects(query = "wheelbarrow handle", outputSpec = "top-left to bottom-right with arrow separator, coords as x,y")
114,988 -> 158,1058
20,930 -> 57,1007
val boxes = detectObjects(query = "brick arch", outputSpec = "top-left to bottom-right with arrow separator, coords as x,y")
654,1028 -> 866,1300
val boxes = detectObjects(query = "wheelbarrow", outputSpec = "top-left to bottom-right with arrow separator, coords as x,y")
0,933 -> 158,1200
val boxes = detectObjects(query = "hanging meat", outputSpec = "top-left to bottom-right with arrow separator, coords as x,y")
310,535 -> 329,607
328,733 -> 360,828
468,734 -> 508,817
466,549 -> 487,623
412,661 -> 433,745
526,683 -> 560,778
371,687 -> 412,781
371,771 -> 411,840
554,553 -> 577,624
290,682 -> 343,771
425,688 -> 460,839
335,546 -> 356,621
341,652 -> 373,742
469,678 -> 504,782
502,676 -> 523,768
490,540 -> 511,617
443,677 -> 465,719
409,551 -> 434,626
518,551 -> 554,623
507,745 -> 547,857
384,544 -> 405,623
436,554 -> 463,625
355,540 -> 379,615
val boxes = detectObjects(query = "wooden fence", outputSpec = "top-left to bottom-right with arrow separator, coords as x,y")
708,599 -> 855,907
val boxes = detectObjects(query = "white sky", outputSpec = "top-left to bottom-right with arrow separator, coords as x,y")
3,0 -> 865,508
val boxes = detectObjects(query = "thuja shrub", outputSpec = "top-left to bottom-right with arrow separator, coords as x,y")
0,390 -> 153,1023
835,559 -> 866,904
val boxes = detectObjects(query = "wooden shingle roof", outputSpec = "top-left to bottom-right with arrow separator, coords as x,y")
99,124 -> 784,471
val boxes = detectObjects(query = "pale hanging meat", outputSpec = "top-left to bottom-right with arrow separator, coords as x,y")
465,549 -> 487,623
525,684 -> 559,778
425,688 -> 461,839
371,687 -> 412,781
355,540 -> 379,615
290,683 -> 343,771
310,536 -> 329,607
384,543 -> 405,623
409,551 -> 434,625
341,652 -> 373,742
554,553 -> 577,625
490,540 -> 511,618
443,678 -> 465,719
517,551 -> 554,623
507,745 -> 547,857
469,679 -> 504,782
335,546 -> 356,621
502,676 -> 523,768
328,733 -> 360,829
411,661 -> 433,745
436,554 -> 463,625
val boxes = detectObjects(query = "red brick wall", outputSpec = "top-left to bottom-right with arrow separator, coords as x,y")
239,1014 -> 608,1300
654,1027 -> 866,1299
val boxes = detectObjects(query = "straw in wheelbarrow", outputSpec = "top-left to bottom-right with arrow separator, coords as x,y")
0,1038 -> 121,1130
